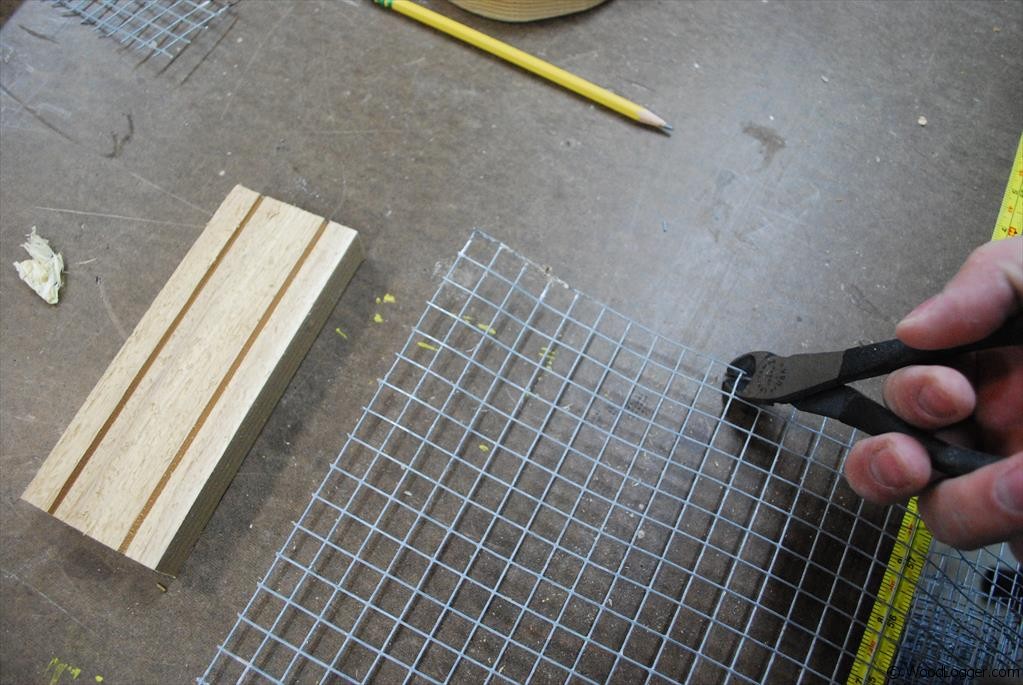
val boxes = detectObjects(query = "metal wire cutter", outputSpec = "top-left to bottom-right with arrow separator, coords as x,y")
725,315 -> 1022,477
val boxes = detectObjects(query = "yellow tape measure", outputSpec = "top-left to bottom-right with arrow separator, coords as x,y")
847,498 -> 931,684
846,132 -> 1022,685
992,135 -> 1022,241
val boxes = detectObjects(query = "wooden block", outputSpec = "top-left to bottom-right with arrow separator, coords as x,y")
22,186 -> 364,574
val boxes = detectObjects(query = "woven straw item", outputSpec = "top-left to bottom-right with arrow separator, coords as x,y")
448,0 -> 608,22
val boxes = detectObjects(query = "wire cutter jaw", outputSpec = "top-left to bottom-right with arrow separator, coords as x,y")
725,315 -> 1022,476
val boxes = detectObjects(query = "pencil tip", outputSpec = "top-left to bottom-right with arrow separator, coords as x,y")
660,124 -> 673,135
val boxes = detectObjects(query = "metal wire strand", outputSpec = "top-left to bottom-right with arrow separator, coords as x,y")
54,0 -> 229,58
201,231 -> 1022,684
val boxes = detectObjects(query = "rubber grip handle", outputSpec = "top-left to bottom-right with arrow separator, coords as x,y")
836,314 -> 1023,385
792,386 -> 1002,477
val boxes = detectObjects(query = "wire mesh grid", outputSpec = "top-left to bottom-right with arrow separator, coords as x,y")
890,543 -> 1021,683
54,0 -> 231,58
202,231 -> 1018,684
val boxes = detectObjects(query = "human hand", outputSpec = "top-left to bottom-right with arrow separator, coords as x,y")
843,237 -> 1023,560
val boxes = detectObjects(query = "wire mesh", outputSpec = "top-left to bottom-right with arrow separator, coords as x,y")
889,544 -> 1021,683
202,231 -> 1020,684
54,0 -> 231,59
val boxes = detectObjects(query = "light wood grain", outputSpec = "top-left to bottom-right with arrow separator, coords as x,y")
22,186 -> 363,574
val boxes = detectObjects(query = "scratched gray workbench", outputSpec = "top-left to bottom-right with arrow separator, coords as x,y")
1,1 -> 1020,683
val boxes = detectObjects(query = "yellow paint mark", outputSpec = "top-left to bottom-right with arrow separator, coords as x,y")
417,341 -> 439,352
373,313 -> 384,324
383,293 -> 396,304
462,315 -> 474,323
375,296 -> 382,304
45,658 -> 80,684
539,344 -> 557,370
479,443 -> 490,452
476,322 -> 497,335
335,328 -> 348,340
45,658 -> 67,685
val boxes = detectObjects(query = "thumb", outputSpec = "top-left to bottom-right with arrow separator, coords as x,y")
897,237 -> 1022,350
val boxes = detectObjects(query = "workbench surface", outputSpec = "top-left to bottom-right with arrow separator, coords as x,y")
1,1 -> 1019,682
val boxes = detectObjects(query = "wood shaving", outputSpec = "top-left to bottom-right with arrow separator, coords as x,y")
13,227 -> 63,304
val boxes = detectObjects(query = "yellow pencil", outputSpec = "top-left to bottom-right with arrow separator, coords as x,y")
374,0 -> 671,133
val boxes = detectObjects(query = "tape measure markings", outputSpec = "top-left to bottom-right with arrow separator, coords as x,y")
992,135 -> 1022,241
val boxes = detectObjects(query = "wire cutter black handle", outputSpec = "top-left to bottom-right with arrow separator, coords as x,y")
732,314 -> 1022,476
791,386 -> 1001,477
834,315 -> 1023,387
734,315 -> 1023,404
800,316 -> 1022,476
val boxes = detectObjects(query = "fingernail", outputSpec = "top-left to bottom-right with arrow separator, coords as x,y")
868,442 -> 911,490
917,385 -> 956,421
994,464 -> 1023,514
900,294 -> 941,327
